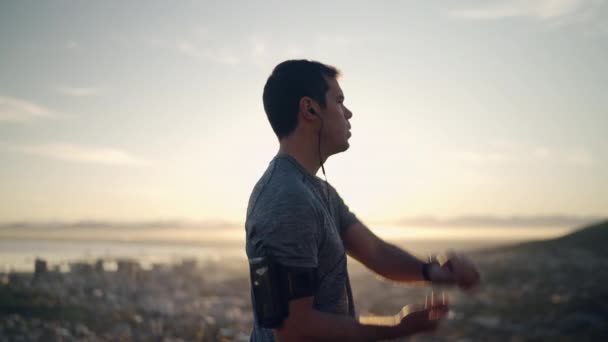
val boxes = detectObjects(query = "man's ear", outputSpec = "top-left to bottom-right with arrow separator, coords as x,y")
299,96 -> 319,123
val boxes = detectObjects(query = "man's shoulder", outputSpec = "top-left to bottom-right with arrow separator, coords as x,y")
245,158 -> 322,256
247,158 -> 314,216
251,174 -> 312,209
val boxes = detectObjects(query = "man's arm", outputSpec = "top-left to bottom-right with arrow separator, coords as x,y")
342,221 -> 480,288
274,296 -> 444,342
341,221 -> 429,282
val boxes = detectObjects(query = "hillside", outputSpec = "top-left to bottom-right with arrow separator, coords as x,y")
353,220 -> 608,341
549,219 -> 608,253
449,220 -> 608,340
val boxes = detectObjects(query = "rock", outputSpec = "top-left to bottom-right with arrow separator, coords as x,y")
74,323 -> 92,337
471,314 -> 501,328
561,311 -> 605,333
105,322 -> 132,341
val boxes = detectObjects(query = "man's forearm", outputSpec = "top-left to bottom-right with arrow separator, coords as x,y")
276,297 -> 407,341
278,307 -> 405,342
369,240 -> 426,282
342,222 -> 427,283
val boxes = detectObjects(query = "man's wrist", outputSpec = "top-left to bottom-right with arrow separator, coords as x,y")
421,261 -> 438,281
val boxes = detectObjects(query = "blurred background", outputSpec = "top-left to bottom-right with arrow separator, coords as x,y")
1,1 -> 607,341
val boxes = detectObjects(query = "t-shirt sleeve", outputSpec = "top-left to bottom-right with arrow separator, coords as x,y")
249,190 -> 320,268
329,184 -> 360,236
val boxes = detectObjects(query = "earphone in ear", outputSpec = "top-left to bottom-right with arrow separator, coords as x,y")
309,108 -> 331,215
309,108 -> 323,122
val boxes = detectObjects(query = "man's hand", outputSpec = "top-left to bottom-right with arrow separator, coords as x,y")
396,300 -> 449,336
276,295 -> 449,341
359,297 -> 449,337
429,251 -> 481,290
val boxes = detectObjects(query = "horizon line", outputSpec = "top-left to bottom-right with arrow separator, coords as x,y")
0,215 -> 605,229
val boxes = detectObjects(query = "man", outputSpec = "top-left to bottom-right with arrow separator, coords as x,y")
245,60 -> 480,341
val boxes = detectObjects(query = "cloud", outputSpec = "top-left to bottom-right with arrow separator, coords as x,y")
143,29 -> 241,65
448,0 -> 587,20
449,151 -> 513,164
250,36 -> 266,58
564,147 -> 594,165
448,0 -> 608,36
449,142 -> 597,166
176,39 -> 241,65
54,85 -> 104,97
143,28 -> 370,68
316,33 -> 366,47
531,146 -> 595,165
533,147 -> 552,159
192,27 -> 213,40
0,95 -> 55,123
0,142 -> 148,166
66,40 -> 79,50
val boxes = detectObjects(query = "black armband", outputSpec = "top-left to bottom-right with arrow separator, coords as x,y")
249,256 -> 317,329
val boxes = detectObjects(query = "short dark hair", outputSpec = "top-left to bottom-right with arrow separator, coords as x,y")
263,60 -> 340,139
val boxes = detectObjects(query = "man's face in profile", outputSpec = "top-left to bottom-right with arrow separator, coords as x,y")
319,77 -> 353,156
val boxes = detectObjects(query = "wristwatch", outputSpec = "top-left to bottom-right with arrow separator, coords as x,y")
421,260 -> 439,281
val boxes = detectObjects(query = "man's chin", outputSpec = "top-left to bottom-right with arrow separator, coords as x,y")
328,141 -> 350,157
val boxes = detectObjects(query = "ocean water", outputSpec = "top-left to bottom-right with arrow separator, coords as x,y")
0,237 -> 530,272
0,239 -> 247,272
0,224 -> 574,272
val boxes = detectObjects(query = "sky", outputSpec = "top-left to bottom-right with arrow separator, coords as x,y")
1,0 -> 607,226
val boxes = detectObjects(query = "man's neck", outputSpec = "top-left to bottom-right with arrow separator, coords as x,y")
278,139 -> 324,176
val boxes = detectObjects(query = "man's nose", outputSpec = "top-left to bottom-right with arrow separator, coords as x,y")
345,106 -> 353,119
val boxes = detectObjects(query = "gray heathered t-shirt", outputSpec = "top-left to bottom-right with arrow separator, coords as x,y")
245,153 -> 360,341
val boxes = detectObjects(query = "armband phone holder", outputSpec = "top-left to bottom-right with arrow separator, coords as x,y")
249,256 -> 317,328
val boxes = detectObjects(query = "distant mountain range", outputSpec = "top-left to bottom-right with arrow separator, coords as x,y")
1,215 -> 604,230
503,219 -> 608,256
396,215 -> 605,228
0,220 -> 242,230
